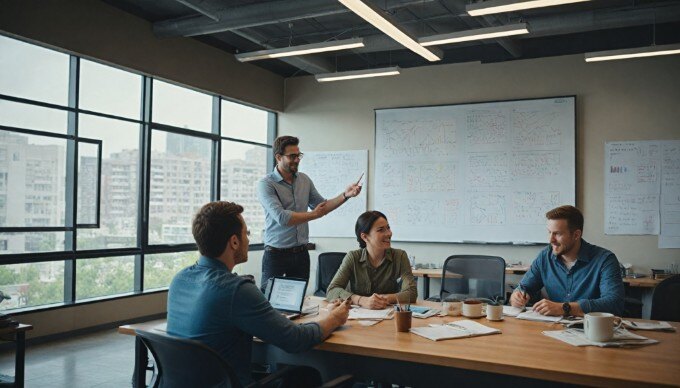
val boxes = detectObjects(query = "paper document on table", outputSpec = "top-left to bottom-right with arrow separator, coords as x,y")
502,306 -> 525,317
409,306 -> 440,319
516,309 -> 562,323
410,320 -> 501,341
348,307 -> 393,320
623,320 -> 676,332
543,328 -> 658,347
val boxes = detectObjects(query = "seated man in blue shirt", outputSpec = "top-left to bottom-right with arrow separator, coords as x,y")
167,201 -> 350,386
510,205 -> 624,317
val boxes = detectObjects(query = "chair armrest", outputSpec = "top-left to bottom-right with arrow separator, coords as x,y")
320,374 -> 353,388
247,365 -> 293,388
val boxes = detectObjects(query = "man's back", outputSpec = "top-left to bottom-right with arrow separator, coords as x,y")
167,256 -> 323,385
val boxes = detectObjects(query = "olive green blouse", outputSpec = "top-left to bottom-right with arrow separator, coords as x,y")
325,248 -> 417,303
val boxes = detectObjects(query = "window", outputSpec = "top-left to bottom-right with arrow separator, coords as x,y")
0,35 -> 69,106
0,34 -> 274,312
152,80 -> 212,133
79,59 -> 142,120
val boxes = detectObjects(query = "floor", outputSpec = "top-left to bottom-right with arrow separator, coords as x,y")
0,329 -> 138,387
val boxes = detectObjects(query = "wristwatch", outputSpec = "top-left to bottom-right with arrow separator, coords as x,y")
562,302 -> 571,317
342,193 -> 349,201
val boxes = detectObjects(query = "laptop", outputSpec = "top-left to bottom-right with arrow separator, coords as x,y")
266,277 -> 308,319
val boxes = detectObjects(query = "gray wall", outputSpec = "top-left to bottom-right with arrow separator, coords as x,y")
279,54 -> 680,285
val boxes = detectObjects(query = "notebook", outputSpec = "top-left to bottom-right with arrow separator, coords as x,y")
410,320 -> 502,341
266,277 -> 308,319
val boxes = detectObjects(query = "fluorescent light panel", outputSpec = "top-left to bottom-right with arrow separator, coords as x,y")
235,38 -> 364,62
338,0 -> 442,62
420,23 -> 529,46
315,67 -> 401,82
466,0 -> 591,16
585,43 -> 680,62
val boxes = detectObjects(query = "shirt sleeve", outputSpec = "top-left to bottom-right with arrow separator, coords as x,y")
519,250 -> 545,295
257,178 -> 292,227
307,177 -> 326,210
231,281 -> 322,353
395,251 -> 418,303
325,253 -> 355,301
577,253 -> 625,316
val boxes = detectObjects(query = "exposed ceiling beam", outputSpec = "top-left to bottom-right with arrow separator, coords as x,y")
173,0 -> 219,21
230,29 -> 335,74
155,0 -> 437,38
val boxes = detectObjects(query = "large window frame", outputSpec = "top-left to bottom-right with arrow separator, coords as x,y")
0,37 -> 275,313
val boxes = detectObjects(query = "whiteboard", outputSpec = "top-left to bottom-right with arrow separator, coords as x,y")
302,150 -> 368,238
374,96 -> 575,243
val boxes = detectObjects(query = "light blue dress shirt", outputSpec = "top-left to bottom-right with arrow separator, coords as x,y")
167,256 -> 322,385
519,239 -> 625,316
257,167 -> 325,248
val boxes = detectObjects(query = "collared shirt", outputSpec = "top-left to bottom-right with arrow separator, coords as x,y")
257,167 -> 325,248
166,256 -> 322,386
326,248 -> 418,303
519,239 -> 624,316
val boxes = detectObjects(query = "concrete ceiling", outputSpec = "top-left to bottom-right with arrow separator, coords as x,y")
103,0 -> 680,77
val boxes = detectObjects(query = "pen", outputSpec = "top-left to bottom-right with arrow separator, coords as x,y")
356,172 -> 364,185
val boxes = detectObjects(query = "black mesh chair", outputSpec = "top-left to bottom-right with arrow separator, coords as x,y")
314,252 -> 346,297
650,275 -> 680,321
429,255 -> 506,302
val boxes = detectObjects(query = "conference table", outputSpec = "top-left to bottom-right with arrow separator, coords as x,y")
119,300 -> 680,387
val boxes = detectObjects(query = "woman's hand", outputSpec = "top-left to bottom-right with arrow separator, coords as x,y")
361,293 -> 389,309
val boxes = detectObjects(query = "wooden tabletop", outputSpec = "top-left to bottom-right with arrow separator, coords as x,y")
303,301 -> 680,387
412,267 -> 529,278
622,277 -> 663,288
0,323 -> 33,336
119,303 -> 680,387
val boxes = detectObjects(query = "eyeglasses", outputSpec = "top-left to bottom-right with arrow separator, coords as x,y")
246,229 -> 251,237
282,153 -> 304,160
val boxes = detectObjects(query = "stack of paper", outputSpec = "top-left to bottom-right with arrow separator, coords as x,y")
348,307 -> 393,320
623,320 -> 676,332
502,306 -> 525,317
543,328 -> 659,347
410,320 -> 501,341
515,309 -> 562,323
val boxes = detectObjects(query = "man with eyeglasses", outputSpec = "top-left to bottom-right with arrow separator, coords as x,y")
257,135 -> 362,290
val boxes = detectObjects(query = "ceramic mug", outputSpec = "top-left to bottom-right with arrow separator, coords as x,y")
486,304 -> 503,321
584,312 -> 622,342
462,299 -> 483,317
442,301 -> 463,316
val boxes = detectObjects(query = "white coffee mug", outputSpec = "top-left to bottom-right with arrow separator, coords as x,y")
462,300 -> 483,317
443,301 -> 463,316
584,312 -> 622,342
486,304 -> 503,321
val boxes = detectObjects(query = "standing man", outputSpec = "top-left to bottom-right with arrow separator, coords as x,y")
257,136 -> 362,289
167,201 -> 350,386
510,205 -> 624,317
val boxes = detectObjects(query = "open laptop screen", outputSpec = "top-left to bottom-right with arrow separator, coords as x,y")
268,277 -> 307,314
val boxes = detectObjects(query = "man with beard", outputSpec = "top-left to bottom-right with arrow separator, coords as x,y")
510,205 -> 624,317
167,201 -> 350,386
257,136 -> 362,290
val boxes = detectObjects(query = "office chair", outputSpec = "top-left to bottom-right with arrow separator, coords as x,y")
428,255 -> 506,303
136,330 -> 352,388
650,275 -> 680,321
314,252 -> 346,297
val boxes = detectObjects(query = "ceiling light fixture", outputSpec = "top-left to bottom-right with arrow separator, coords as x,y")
338,0 -> 442,62
584,43 -> 680,62
420,23 -> 530,46
466,0 -> 591,16
235,38 -> 365,62
315,67 -> 401,82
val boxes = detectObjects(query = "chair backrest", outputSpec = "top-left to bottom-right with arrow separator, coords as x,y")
440,255 -> 506,302
315,252 -> 346,297
136,329 -> 241,388
651,275 -> 680,321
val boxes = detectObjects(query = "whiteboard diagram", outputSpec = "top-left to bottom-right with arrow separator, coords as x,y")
375,97 -> 576,243
302,150 -> 368,238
